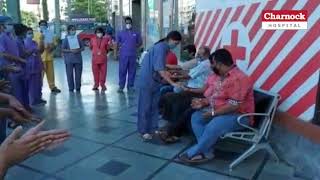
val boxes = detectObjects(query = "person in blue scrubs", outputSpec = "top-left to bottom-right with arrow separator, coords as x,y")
61,25 -> 84,92
136,31 -> 182,141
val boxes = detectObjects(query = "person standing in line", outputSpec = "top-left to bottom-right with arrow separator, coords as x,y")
61,25 -> 84,92
90,27 -> 111,91
24,27 -> 47,106
116,17 -> 142,93
33,20 -> 61,93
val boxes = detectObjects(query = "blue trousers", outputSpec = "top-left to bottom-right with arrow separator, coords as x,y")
65,63 -> 83,91
119,55 -> 136,89
9,73 -> 29,107
186,111 -> 249,158
28,73 -> 43,105
137,87 -> 160,134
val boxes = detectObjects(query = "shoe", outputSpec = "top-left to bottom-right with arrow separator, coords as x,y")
92,87 -> 98,91
101,86 -> 107,91
117,88 -> 124,93
76,89 -> 81,92
141,133 -> 153,141
51,87 -> 61,93
39,99 -> 47,104
69,89 -> 74,92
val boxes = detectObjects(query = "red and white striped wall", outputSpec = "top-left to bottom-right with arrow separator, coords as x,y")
195,0 -> 320,122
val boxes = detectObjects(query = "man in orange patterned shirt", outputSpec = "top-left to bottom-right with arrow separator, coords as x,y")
178,49 -> 255,164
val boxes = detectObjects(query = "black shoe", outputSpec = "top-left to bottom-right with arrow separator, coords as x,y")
76,89 -> 81,92
51,87 -> 61,93
92,87 -> 98,91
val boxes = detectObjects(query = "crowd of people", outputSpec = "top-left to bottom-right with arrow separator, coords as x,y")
0,13 -> 256,177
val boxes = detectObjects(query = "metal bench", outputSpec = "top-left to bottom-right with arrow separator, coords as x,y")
221,88 -> 280,170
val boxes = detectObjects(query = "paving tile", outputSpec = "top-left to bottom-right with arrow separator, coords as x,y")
152,163 -> 239,180
57,147 -> 166,180
21,137 -> 104,174
5,166 -> 45,180
115,133 -> 193,159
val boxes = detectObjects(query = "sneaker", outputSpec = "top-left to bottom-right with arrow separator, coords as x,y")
141,133 -> 153,141
101,86 -> 107,91
92,87 -> 98,91
51,87 -> 61,93
117,88 -> 124,93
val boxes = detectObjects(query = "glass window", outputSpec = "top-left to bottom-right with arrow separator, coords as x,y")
145,0 -> 161,48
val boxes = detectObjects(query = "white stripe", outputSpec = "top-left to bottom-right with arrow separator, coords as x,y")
270,38 -> 320,93
204,8 -> 226,49
212,7 -> 237,50
279,70 -> 319,111
298,104 -> 316,122
247,0 -> 298,74
195,11 -> 209,44
246,1 -> 268,31
253,5 -> 319,88
197,10 -> 218,49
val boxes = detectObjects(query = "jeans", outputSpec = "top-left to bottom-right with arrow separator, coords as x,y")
186,111 -> 249,158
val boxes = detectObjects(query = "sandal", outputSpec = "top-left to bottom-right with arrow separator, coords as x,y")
178,153 -> 211,164
158,131 -> 180,144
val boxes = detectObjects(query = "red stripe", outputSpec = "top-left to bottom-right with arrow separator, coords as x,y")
242,3 -> 260,26
195,11 -> 213,47
195,12 -> 205,40
199,9 -> 222,48
260,19 -> 320,90
287,86 -> 318,117
231,5 -> 245,22
249,0 -> 278,41
207,7 -> 232,49
276,51 -> 320,104
249,0 -> 298,67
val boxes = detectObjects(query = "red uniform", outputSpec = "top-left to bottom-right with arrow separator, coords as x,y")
90,36 -> 111,88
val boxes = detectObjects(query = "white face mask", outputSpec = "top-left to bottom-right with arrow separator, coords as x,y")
126,24 -> 132,29
97,33 -> 103,38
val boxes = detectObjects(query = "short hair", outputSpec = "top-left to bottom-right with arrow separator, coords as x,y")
210,49 -> 234,66
26,27 -> 33,32
67,24 -> 76,31
124,17 -> 132,23
183,44 -> 196,55
94,27 -> 105,36
166,30 -> 182,41
39,20 -> 48,26
14,23 -> 28,36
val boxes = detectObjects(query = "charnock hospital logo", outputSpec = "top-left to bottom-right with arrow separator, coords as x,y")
262,10 -> 308,30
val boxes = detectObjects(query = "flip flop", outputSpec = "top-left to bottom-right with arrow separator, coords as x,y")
178,153 -> 211,164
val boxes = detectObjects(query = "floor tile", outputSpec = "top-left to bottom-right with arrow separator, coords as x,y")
57,147 -> 166,180
5,166 -> 45,180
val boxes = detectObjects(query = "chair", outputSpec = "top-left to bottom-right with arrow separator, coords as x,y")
220,88 -> 280,170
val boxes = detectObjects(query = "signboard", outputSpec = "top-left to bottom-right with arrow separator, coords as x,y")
27,0 -> 40,4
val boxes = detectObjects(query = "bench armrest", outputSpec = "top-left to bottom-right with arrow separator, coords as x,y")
237,113 -> 270,133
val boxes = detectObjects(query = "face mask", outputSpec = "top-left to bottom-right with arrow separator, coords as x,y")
97,33 -> 103,38
39,26 -> 47,32
126,24 -> 132,29
69,31 -> 76,36
26,33 -> 34,39
168,43 -> 177,49
4,24 -> 13,32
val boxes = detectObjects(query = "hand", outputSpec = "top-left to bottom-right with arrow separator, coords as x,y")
0,126 -> 53,172
0,80 -> 11,92
1,64 -> 21,73
8,96 -> 24,112
191,98 -> 204,109
202,111 -> 212,119
17,57 -> 26,64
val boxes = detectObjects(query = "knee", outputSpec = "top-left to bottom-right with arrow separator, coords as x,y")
191,111 -> 203,125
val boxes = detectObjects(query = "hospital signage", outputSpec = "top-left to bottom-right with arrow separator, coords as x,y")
262,10 -> 308,30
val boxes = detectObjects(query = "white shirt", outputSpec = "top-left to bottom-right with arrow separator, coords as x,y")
187,59 -> 212,89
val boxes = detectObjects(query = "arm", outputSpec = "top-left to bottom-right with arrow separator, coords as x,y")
166,64 -> 182,70
0,53 -> 26,63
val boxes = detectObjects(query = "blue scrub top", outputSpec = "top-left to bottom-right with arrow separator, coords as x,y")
136,41 -> 169,90
62,35 -> 83,64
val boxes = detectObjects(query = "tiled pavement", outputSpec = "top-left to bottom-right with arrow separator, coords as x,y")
5,49 -> 301,180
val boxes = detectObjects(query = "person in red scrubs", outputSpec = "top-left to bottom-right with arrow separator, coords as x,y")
166,50 -> 178,65
90,27 -> 111,91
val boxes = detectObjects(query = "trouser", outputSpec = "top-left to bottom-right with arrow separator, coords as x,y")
92,63 -> 107,88
43,61 -> 56,89
137,87 -> 160,134
167,107 -> 196,137
66,63 -> 83,91
119,55 -> 136,89
186,112 -> 249,158
9,73 -> 29,107
159,85 -> 173,96
28,73 -> 43,105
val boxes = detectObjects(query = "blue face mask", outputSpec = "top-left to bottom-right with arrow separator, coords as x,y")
26,33 -> 34,39
69,31 -> 76,36
168,43 -> 177,49
39,25 -> 47,32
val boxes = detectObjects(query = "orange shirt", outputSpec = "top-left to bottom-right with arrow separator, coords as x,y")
203,67 -> 255,114
90,36 -> 111,64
